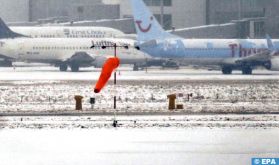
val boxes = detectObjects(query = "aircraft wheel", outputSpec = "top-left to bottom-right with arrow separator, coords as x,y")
263,61 -> 272,70
133,64 -> 139,71
222,66 -> 232,75
70,63 -> 80,72
5,60 -> 12,67
59,63 -> 68,72
242,66 -> 252,75
0,60 -> 12,67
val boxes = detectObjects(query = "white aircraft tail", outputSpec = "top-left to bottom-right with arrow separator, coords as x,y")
130,0 -> 179,42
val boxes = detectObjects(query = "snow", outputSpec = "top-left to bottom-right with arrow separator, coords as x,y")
0,128 -> 279,165
1,114 -> 279,129
0,66 -> 279,81
0,70 -> 278,113
0,67 -> 278,165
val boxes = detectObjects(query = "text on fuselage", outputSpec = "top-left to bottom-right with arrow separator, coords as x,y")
229,43 -> 266,58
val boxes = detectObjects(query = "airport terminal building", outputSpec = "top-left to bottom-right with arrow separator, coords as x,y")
1,0 -> 279,38
120,0 -> 279,38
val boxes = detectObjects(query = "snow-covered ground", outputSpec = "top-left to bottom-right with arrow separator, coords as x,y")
0,78 -> 278,113
0,66 -> 279,81
0,128 -> 279,165
0,66 -> 278,117
0,67 -> 279,165
1,114 -> 279,129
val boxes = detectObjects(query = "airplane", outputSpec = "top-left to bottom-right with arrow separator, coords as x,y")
0,18 -> 150,72
10,26 -> 125,39
130,0 -> 279,75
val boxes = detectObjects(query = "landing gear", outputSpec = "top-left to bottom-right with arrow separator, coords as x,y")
59,63 -> 68,72
222,66 -> 232,75
0,60 -> 12,67
133,64 -> 139,71
242,66 -> 252,75
263,61 -> 272,70
162,60 -> 180,69
70,63 -> 80,72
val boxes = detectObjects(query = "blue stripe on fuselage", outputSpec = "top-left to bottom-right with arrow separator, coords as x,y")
140,39 -> 270,59
142,46 -> 232,58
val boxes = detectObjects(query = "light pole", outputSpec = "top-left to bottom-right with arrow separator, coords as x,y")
238,0 -> 242,20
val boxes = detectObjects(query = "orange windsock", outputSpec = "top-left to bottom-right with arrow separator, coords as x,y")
94,57 -> 120,93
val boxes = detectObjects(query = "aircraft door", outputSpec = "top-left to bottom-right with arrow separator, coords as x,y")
56,29 -> 62,38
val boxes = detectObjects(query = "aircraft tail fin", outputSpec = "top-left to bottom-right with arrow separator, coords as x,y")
130,0 -> 179,42
0,18 -> 25,39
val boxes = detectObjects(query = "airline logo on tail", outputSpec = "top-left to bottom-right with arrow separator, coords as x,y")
135,16 -> 153,33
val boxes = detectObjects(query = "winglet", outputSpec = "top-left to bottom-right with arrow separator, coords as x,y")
266,34 -> 275,52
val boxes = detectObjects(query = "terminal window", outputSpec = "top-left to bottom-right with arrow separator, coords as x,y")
254,21 -> 265,38
143,0 -> 172,6
154,14 -> 172,30
241,0 -> 261,8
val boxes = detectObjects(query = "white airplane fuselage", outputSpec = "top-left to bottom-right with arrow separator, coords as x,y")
142,38 -> 279,65
130,0 -> 279,74
10,26 -> 125,38
0,38 -> 149,66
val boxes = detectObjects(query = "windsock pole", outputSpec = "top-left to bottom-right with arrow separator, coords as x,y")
114,44 -> 117,110
91,42 -> 129,126
113,44 -> 117,122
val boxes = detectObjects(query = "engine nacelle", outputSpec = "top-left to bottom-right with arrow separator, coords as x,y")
68,52 -> 95,67
268,58 -> 279,71
91,56 -> 108,68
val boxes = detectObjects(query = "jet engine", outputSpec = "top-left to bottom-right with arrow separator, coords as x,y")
91,56 -> 108,68
266,57 -> 279,71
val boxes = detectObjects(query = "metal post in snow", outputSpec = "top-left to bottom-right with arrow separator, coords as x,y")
113,44 -> 117,124
114,43 -> 117,110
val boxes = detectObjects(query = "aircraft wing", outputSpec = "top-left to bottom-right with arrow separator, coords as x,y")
65,51 -> 100,67
67,52 -> 115,68
236,49 -> 271,63
236,34 -> 275,64
0,54 -> 14,60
